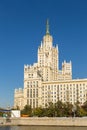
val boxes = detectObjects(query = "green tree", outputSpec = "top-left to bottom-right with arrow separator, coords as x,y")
73,102 -> 86,117
46,102 -> 55,117
33,107 -> 44,117
64,102 -> 73,117
55,101 -> 64,117
82,101 -> 87,113
21,105 -> 32,116
0,111 -> 3,117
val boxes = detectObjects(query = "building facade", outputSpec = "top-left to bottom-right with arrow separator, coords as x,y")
14,20 -> 87,110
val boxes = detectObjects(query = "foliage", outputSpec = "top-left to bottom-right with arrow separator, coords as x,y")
0,111 -> 3,117
21,100 -> 87,117
82,101 -> 87,113
33,107 -> 44,117
21,105 -> 32,116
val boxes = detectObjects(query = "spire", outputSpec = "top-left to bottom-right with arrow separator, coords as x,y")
46,19 -> 50,35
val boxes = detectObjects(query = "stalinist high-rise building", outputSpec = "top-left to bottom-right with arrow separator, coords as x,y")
14,20 -> 87,110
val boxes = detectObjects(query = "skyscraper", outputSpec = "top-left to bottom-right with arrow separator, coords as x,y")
14,20 -> 87,109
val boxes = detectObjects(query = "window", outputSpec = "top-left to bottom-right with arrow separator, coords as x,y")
33,89 -> 35,98
27,99 -> 29,105
27,85 -> 29,88
27,89 -> 29,97
30,89 -> 32,98
36,89 -> 38,97
48,85 -> 50,89
30,99 -> 32,106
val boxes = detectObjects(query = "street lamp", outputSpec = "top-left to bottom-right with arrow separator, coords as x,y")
72,104 -> 77,117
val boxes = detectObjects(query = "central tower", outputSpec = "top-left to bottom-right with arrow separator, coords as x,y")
14,20 -> 73,109
38,20 -> 59,81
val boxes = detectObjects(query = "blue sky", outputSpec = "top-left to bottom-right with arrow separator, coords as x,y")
0,0 -> 87,108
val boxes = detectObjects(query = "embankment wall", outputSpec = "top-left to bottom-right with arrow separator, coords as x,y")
0,117 -> 87,126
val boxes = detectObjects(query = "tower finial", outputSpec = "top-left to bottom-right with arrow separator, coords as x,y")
46,19 -> 50,35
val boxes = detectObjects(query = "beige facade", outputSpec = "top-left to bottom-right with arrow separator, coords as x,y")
14,20 -> 87,109
41,79 -> 87,108
14,88 -> 24,109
